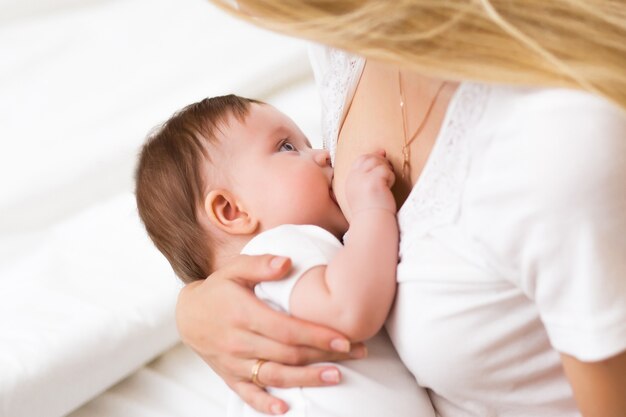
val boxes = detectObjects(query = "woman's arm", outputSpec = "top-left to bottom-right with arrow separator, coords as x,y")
561,351 -> 626,417
487,91 -> 626,416
176,253 -> 367,415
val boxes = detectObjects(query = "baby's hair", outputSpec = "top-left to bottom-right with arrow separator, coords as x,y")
135,94 -> 261,283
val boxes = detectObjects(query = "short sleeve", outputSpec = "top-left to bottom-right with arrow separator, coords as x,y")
241,225 -> 342,313
471,89 -> 626,361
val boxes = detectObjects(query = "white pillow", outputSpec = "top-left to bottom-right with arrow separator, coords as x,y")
0,192 -> 181,417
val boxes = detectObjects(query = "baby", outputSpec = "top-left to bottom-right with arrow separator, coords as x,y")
135,95 -> 434,416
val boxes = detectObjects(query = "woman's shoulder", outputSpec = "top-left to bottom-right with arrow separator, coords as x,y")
486,85 -> 624,143
476,85 -> 625,197
459,90 -> 626,361
461,85 -> 625,256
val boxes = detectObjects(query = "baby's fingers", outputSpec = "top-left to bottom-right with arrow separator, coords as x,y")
355,153 -> 388,173
372,164 -> 396,187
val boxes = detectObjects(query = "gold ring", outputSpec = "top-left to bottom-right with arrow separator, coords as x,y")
251,359 -> 267,387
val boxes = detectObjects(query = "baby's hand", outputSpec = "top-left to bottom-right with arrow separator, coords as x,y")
344,149 -> 396,216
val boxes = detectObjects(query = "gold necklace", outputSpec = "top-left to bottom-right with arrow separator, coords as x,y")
398,70 -> 446,182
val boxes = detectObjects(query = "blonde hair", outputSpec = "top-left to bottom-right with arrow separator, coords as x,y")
210,0 -> 626,111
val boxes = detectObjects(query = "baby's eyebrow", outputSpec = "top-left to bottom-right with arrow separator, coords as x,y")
270,126 -> 287,137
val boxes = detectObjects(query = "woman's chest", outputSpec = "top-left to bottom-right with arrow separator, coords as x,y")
332,60 -> 452,217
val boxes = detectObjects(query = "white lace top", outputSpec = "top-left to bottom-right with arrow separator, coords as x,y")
309,44 -> 626,417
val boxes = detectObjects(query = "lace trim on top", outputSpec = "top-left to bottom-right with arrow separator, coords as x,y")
397,83 -> 490,259
318,49 -> 364,164
316,47 -> 490,257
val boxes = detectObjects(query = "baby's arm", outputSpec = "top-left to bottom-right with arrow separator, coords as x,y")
290,151 -> 398,342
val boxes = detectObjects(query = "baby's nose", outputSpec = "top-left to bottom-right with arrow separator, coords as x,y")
313,149 -> 331,167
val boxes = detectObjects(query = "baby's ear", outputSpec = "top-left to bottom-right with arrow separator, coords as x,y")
204,189 -> 258,235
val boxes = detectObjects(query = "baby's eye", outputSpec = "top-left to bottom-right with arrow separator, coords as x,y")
279,141 -> 297,152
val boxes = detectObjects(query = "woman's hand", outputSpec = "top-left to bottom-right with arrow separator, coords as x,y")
176,254 -> 368,415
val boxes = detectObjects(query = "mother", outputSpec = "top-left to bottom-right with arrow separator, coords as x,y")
176,1 -> 626,415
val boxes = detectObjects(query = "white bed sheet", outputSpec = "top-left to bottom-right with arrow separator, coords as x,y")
67,343 -> 230,417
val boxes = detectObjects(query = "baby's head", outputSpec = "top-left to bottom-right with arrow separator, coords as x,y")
136,95 -> 347,283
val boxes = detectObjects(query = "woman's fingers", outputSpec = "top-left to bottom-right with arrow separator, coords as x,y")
230,329 -> 368,368
175,253 -> 371,415
177,271 -> 359,367
229,361 -> 350,415
219,281 -> 354,357
232,381 -> 289,415
249,360 -> 343,388
248,301 -> 353,354
216,254 -> 293,288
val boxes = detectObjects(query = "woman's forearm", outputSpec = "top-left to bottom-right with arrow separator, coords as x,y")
561,351 -> 626,417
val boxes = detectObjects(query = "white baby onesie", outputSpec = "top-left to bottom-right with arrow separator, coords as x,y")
228,224 -> 435,417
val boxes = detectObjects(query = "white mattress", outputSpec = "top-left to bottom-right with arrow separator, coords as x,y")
0,193 -> 181,417
67,343 -> 231,417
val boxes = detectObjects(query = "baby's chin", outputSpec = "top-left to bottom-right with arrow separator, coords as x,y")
329,187 -> 339,206
308,214 -> 347,242
333,215 -> 350,241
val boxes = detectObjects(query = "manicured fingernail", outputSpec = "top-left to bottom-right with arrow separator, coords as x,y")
330,338 -> 350,352
350,345 -> 368,359
270,403 -> 286,415
270,256 -> 288,270
321,368 -> 340,383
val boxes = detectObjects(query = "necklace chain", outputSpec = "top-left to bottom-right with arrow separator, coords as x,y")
399,70 -> 446,182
